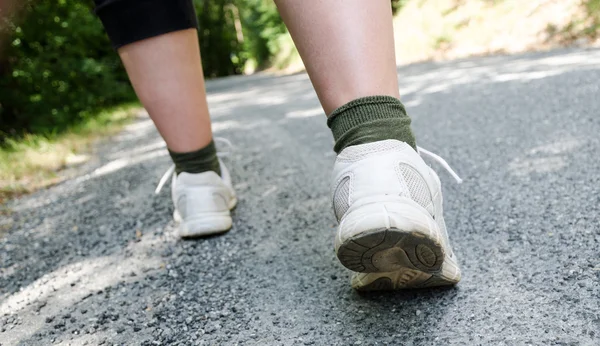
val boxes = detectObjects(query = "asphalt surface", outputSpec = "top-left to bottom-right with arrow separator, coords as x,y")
2,48 -> 600,346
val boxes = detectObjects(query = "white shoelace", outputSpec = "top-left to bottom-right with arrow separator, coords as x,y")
154,137 -> 234,194
417,146 -> 463,184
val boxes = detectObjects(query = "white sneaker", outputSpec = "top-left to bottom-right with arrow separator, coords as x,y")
156,160 -> 237,237
331,139 -> 461,290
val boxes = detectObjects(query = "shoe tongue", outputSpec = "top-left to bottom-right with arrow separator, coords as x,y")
177,171 -> 222,185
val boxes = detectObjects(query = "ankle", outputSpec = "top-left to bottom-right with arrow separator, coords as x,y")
168,139 -> 221,176
327,96 -> 417,153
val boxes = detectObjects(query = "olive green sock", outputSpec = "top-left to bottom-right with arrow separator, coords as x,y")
327,95 -> 417,154
168,140 -> 221,176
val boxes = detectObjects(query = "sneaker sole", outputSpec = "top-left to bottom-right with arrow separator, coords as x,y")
337,227 -> 445,274
352,268 -> 459,292
350,252 -> 461,291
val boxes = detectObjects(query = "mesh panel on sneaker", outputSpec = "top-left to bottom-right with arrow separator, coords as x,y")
333,176 -> 351,220
337,140 -> 406,161
398,164 -> 433,215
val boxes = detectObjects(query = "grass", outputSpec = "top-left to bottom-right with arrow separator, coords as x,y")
0,102 -> 141,204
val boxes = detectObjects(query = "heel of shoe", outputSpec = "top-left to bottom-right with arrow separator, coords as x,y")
177,212 -> 233,238
335,201 -> 445,273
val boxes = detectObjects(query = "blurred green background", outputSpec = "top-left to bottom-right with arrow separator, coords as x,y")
0,0 -> 289,141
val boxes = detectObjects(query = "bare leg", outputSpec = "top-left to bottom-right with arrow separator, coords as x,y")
274,0 -> 399,114
274,1 -> 461,292
95,2 -> 232,237
118,29 -> 212,152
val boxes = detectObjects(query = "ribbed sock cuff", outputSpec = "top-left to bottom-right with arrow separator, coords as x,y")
327,96 -> 416,153
95,0 -> 198,49
168,140 -> 221,176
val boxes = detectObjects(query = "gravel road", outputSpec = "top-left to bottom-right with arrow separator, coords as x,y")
2,48 -> 600,345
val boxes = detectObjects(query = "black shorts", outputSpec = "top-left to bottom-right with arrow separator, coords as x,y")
94,0 -> 198,48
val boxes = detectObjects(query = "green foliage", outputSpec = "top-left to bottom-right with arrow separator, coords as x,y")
0,0 -> 135,140
0,0 -> 286,139
195,0 -> 286,77
196,0 -> 241,77
584,0 -> 600,37
391,0 -> 410,14
238,0 -> 287,70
